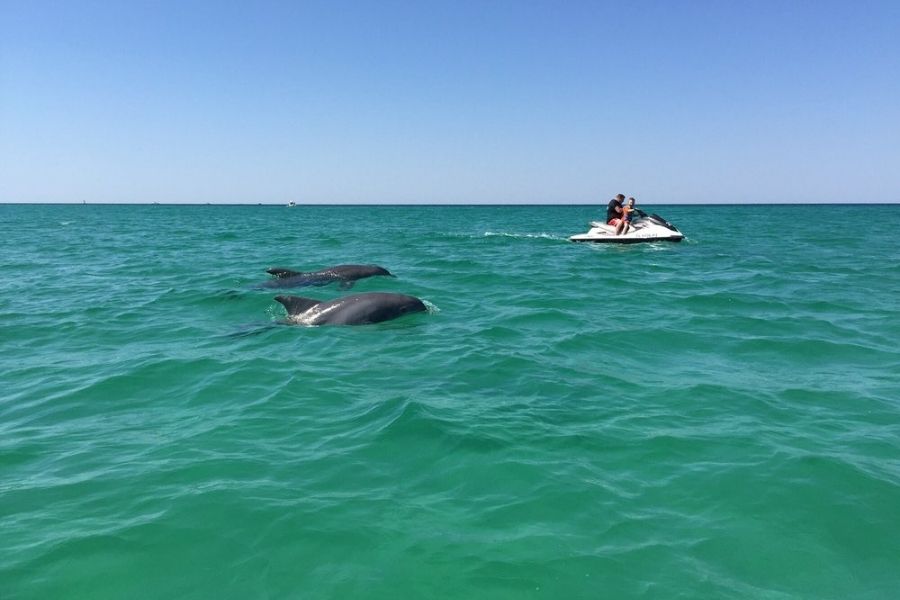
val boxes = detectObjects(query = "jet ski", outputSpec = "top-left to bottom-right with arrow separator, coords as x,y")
569,209 -> 684,244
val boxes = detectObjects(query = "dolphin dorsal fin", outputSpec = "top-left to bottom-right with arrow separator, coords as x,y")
275,295 -> 321,315
267,267 -> 304,279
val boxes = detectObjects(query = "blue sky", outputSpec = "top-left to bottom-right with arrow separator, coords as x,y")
2,0 -> 899,204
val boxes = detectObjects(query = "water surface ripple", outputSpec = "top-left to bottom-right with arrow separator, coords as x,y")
2,204 -> 899,599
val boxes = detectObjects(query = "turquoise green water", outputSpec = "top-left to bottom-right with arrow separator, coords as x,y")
2,203 -> 899,599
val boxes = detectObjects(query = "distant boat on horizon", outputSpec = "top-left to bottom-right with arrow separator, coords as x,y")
287,201 -> 296,207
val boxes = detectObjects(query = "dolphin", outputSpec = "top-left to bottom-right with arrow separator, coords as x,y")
275,292 -> 427,326
258,264 -> 394,290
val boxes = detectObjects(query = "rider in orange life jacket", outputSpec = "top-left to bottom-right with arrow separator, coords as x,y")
620,197 -> 637,235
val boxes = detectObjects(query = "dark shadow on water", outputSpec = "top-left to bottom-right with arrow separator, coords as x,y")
223,322 -> 279,338
217,289 -> 253,300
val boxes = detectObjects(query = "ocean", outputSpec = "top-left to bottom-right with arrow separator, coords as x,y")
1,203 -> 899,599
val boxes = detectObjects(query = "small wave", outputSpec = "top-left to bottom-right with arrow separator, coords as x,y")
223,322 -> 277,338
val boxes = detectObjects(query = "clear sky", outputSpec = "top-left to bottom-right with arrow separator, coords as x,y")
2,0 -> 899,204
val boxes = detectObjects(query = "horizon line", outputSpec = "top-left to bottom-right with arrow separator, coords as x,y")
1,201 -> 899,207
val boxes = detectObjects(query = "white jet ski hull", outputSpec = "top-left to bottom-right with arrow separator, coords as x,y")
569,213 -> 684,244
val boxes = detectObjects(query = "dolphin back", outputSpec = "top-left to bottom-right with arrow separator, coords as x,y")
277,292 -> 426,326
327,292 -> 425,325
267,267 -> 304,279
260,264 -> 394,290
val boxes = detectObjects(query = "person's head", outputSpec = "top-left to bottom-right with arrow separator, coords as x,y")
615,194 -> 625,202
627,197 -> 635,206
